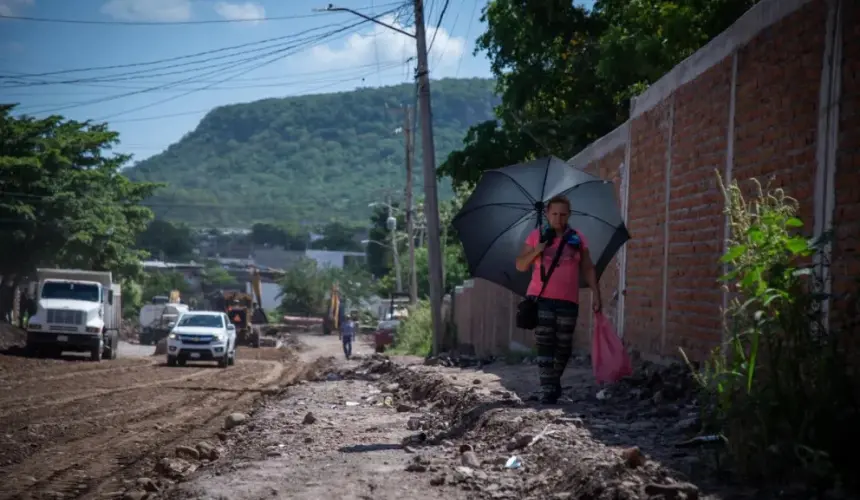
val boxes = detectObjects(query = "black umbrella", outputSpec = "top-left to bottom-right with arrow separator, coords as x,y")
452,156 -> 630,297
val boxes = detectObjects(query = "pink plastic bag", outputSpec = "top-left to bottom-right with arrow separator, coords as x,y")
591,312 -> 632,384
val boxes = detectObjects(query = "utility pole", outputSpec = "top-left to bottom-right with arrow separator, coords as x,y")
317,0 -> 445,356
403,105 -> 418,304
413,0 -> 445,356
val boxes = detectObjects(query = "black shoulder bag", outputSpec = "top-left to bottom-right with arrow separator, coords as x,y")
516,239 -> 567,330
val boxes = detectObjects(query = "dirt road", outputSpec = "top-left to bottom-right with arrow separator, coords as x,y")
0,326 -> 324,500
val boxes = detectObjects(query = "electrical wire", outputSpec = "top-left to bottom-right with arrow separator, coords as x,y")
427,0 -> 450,54
454,0 -> 479,78
0,2 -> 406,26
3,60 -> 410,97
25,8 -> 404,117
1,20 -> 369,88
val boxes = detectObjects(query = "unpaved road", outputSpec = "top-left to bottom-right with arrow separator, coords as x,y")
0,330 -> 320,500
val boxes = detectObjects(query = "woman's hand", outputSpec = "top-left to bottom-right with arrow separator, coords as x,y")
592,294 -> 602,313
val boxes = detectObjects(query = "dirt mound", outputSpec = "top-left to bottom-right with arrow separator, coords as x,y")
0,323 -> 26,351
339,355 -> 726,500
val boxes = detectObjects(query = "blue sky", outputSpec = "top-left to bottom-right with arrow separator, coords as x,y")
1,0 -> 592,164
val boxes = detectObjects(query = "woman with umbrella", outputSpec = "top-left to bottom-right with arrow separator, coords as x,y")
453,156 -> 629,404
515,195 -> 602,404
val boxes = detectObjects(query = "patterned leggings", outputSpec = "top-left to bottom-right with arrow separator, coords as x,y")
535,298 -> 580,395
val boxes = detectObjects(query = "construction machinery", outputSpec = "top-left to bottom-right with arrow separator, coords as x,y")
322,284 -> 342,336
210,287 -> 262,348
139,290 -> 188,345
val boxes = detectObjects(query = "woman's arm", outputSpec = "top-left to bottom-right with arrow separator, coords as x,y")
580,247 -> 601,312
515,242 -> 545,272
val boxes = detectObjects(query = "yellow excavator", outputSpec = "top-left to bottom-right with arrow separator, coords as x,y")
209,269 -> 268,348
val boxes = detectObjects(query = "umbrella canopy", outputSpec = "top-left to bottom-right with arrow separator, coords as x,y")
452,156 -> 630,297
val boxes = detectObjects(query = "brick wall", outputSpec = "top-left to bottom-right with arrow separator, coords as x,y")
453,0 -> 860,361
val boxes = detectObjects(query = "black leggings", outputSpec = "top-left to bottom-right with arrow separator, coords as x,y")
534,298 -> 579,394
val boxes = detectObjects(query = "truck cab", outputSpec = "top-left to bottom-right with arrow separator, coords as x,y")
25,268 -> 121,361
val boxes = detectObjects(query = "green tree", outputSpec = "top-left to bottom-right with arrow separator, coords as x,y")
365,204 -> 405,279
440,0 -> 760,190
199,263 -> 236,291
0,105 -> 158,289
250,222 -> 308,250
136,219 -> 195,261
275,257 -> 333,316
140,271 -> 192,303
311,221 -> 362,251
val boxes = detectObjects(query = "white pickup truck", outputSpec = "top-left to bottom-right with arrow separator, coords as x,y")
25,268 -> 122,361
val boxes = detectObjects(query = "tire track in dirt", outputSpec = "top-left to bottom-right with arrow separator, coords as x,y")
0,365 -> 219,418
0,369 -> 261,473
0,358 -> 293,500
0,358 -> 155,391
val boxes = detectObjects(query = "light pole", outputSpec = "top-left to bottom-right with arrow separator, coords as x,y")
317,1 -> 444,356
368,202 -> 402,294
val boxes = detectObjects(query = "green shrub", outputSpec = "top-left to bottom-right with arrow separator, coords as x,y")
389,300 -> 433,356
682,173 -> 859,490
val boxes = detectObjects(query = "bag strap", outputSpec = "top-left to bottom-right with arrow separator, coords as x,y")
535,230 -> 569,299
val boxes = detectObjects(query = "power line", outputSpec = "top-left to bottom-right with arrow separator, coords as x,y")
14,61 -> 408,114
0,2 -> 406,26
105,61 -> 409,123
24,11 -> 401,117
427,0 -> 450,53
455,0 -> 479,78
0,21 -> 368,88
0,60 -> 406,95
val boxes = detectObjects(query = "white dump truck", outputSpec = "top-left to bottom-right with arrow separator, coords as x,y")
25,268 -> 122,361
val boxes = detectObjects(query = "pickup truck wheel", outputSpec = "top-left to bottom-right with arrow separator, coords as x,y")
228,348 -> 236,366
218,353 -> 229,368
25,343 -> 39,358
167,356 -> 177,367
177,358 -> 186,367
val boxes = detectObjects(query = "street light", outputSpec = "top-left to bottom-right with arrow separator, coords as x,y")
361,238 -> 402,293
366,201 -> 402,294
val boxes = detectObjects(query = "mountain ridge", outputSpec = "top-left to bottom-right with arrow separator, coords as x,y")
125,77 -> 499,227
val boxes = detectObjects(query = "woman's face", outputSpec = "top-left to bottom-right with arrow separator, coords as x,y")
546,202 -> 571,230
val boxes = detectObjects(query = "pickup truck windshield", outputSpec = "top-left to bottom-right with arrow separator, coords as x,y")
41,282 -> 100,302
177,315 -> 223,328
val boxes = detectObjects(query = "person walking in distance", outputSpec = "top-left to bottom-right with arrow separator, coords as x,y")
339,311 -> 358,360
515,195 -> 602,404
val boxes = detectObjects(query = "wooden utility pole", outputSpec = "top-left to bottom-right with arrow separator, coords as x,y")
413,0 -> 444,356
403,105 -> 418,304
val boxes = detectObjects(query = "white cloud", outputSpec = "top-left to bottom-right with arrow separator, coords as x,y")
213,1 -> 265,22
297,15 -> 465,75
100,0 -> 192,22
0,0 -> 34,17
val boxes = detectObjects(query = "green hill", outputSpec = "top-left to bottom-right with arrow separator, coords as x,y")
125,78 -> 499,227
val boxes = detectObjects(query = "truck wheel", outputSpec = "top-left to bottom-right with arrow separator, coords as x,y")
167,356 -> 177,367
25,343 -> 39,358
90,344 -> 103,362
218,352 -> 229,368
109,331 -> 119,359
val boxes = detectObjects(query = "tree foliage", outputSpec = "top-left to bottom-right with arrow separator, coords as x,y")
276,257 -> 334,316
250,222 -> 309,250
0,104 -> 159,283
440,0 -> 760,190
125,78 -> 499,226
309,221 -> 363,252
135,219 -> 195,262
